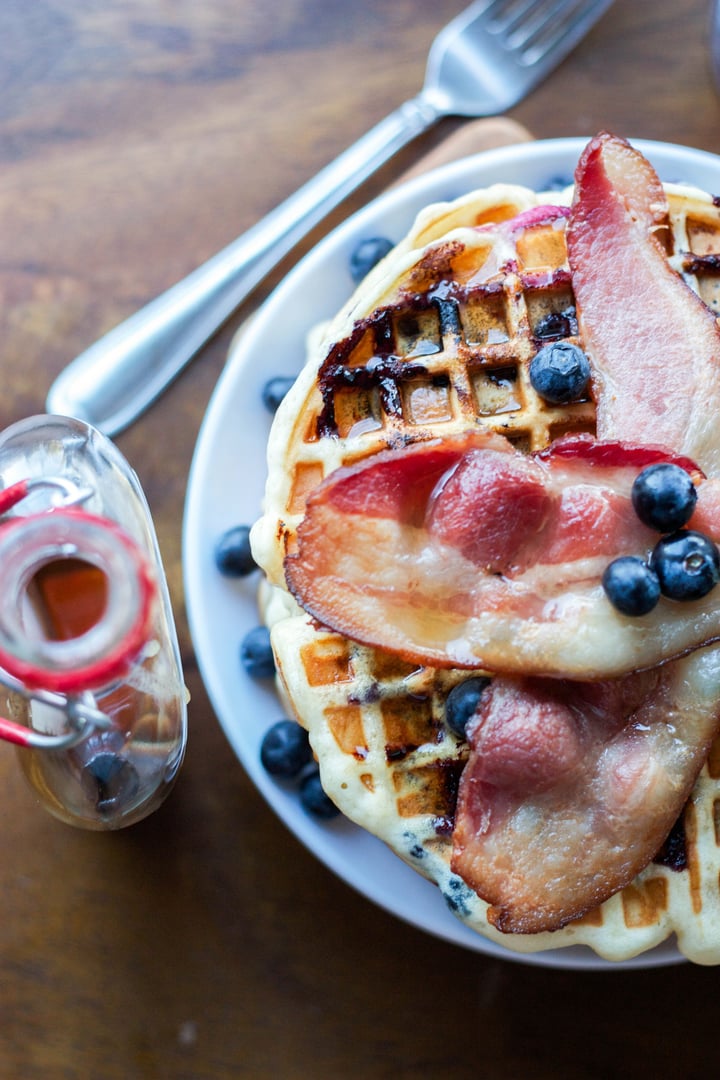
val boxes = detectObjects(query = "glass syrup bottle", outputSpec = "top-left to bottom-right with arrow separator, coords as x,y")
0,414 -> 187,829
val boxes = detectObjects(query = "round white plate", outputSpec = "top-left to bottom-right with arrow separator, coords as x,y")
183,137 -> 720,970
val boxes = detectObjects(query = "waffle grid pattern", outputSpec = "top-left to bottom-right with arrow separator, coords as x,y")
254,182 -> 720,961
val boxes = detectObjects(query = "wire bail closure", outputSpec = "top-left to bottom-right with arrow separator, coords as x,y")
0,475 -> 155,752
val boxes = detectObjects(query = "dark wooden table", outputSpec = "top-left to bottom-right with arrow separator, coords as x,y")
1,1 -> 719,1076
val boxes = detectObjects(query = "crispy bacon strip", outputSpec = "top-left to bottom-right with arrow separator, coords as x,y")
568,130 -> 720,473
451,645 -> 720,933
286,430 -> 719,680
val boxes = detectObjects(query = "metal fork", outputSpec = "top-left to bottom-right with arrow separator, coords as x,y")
46,0 -> 614,435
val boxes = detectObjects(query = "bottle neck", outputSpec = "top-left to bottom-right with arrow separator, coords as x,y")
0,508 -> 155,693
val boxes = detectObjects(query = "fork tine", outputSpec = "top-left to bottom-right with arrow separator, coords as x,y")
492,0 -> 565,39
503,0 -> 589,48
483,0 -> 546,34
521,0 -> 609,65
497,0 -> 612,67
481,0 -> 609,62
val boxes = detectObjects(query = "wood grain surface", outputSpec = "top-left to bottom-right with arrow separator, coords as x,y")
1,1 -> 720,1077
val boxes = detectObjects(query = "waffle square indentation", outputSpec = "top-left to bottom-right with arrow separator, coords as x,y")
300,638 -> 353,686
621,879 -> 668,928
401,376 -> 454,425
324,704 -> 367,759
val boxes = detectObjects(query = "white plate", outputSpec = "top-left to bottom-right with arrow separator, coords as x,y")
183,137 -> 720,971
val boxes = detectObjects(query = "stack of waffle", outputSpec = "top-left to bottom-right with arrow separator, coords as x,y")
251,175 -> 720,963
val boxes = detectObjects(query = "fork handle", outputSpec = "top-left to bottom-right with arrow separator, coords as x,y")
46,94 -> 441,435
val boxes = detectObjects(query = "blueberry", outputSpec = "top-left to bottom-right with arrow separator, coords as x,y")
650,530 -> 720,601
261,376 -> 295,413
529,341 -> 591,404
299,768 -> 340,819
631,463 -> 697,533
215,525 -> 256,577
240,625 -> 275,678
349,236 -> 394,284
260,719 -> 313,778
445,677 -> 491,739
602,556 -> 661,616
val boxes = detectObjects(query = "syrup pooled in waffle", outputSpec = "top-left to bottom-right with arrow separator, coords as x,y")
251,180 -> 720,962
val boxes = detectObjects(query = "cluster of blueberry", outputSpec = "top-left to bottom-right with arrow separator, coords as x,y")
525,339 -> 720,617
603,463 -> 720,617
213,373 -> 339,820
259,719 -> 340,819
216,523 -> 340,818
